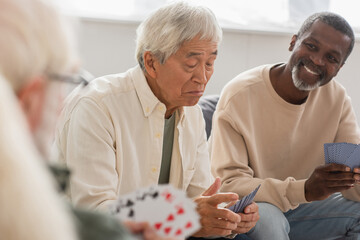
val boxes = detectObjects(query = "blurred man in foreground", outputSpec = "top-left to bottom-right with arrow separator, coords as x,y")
0,0 -> 164,239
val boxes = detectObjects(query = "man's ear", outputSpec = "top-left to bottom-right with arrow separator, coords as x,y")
17,76 -> 46,132
143,51 -> 158,79
289,35 -> 298,51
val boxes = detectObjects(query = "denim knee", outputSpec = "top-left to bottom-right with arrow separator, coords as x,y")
247,202 -> 289,240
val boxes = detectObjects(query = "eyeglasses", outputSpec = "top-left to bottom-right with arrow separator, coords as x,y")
48,69 -> 94,86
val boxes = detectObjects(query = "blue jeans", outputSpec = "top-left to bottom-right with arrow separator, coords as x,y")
187,234 -> 251,240
247,193 -> 360,240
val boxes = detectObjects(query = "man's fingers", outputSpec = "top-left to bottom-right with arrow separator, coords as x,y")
233,226 -> 253,234
324,163 -> 351,172
200,217 -> 238,230
243,202 -> 258,214
326,179 -> 355,187
206,192 -> 238,206
123,221 -> 150,233
202,177 -> 221,196
237,219 -> 255,228
328,186 -> 354,192
194,227 -> 233,238
325,172 -> 355,181
225,200 -> 238,209
240,211 -> 259,222
206,207 -> 241,223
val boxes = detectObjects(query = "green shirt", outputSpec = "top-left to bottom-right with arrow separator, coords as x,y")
49,164 -> 135,240
158,114 -> 175,184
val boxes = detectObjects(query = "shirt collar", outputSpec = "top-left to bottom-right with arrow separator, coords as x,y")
131,65 -> 163,117
176,107 -> 185,126
131,65 -> 187,124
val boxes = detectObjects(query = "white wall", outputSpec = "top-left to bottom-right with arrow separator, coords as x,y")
78,18 -> 360,122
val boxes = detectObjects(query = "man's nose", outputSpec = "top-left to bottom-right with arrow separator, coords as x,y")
192,65 -> 208,84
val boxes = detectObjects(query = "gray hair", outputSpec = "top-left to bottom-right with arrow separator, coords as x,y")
136,1 -> 222,71
0,0 -> 78,92
297,12 -> 354,62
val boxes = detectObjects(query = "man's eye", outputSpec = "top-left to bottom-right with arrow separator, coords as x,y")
327,55 -> 339,63
306,43 -> 316,50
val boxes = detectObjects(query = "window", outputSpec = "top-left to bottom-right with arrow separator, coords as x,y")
56,0 -> 360,33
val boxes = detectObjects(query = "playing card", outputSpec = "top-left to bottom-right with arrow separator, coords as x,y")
112,184 -> 200,239
326,143 -> 339,164
112,191 -> 137,220
340,143 -> 357,163
344,145 -> 360,170
228,184 -> 261,213
324,143 -> 332,164
324,142 -> 360,171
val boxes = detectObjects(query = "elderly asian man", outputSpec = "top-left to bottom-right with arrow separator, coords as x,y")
53,1 -> 259,238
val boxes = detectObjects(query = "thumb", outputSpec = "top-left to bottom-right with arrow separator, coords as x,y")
202,177 -> 221,196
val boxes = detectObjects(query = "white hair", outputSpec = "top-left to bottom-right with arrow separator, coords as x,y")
136,1 -> 222,71
0,0 -> 78,239
0,0 -> 78,92
0,75 -> 78,240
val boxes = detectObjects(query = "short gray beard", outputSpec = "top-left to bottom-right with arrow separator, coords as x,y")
291,64 -> 322,91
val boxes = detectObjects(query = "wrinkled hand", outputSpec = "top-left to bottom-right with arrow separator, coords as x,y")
123,221 -> 176,240
192,178 -> 241,237
233,202 -> 259,234
305,163 -> 359,201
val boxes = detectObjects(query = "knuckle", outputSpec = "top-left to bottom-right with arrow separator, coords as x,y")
227,221 -> 237,230
224,210 -> 237,221
200,217 -> 211,227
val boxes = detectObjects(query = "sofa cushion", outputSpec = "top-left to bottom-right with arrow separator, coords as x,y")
198,95 -> 219,139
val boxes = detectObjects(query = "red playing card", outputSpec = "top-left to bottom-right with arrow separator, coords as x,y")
115,184 -> 200,239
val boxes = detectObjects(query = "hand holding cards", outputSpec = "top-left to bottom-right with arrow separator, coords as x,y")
324,142 -> 360,171
111,184 -> 200,239
228,184 -> 261,213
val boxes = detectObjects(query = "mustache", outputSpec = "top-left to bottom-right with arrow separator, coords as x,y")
295,58 -> 325,78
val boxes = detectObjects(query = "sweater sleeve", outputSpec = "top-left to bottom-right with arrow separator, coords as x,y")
210,108 -> 308,212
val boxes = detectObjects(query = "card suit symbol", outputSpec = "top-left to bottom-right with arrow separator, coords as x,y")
167,214 -> 175,221
151,191 -> 159,199
176,206 -> 184,215
126,199 -> 134,207
128,209 -> 135,217
185,221 -> 192,229
166,193 -> 172,200
154,222 -> 162,230
175,228 -> 182,235
162,191 -> 174,203
164,227 -> 172,234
